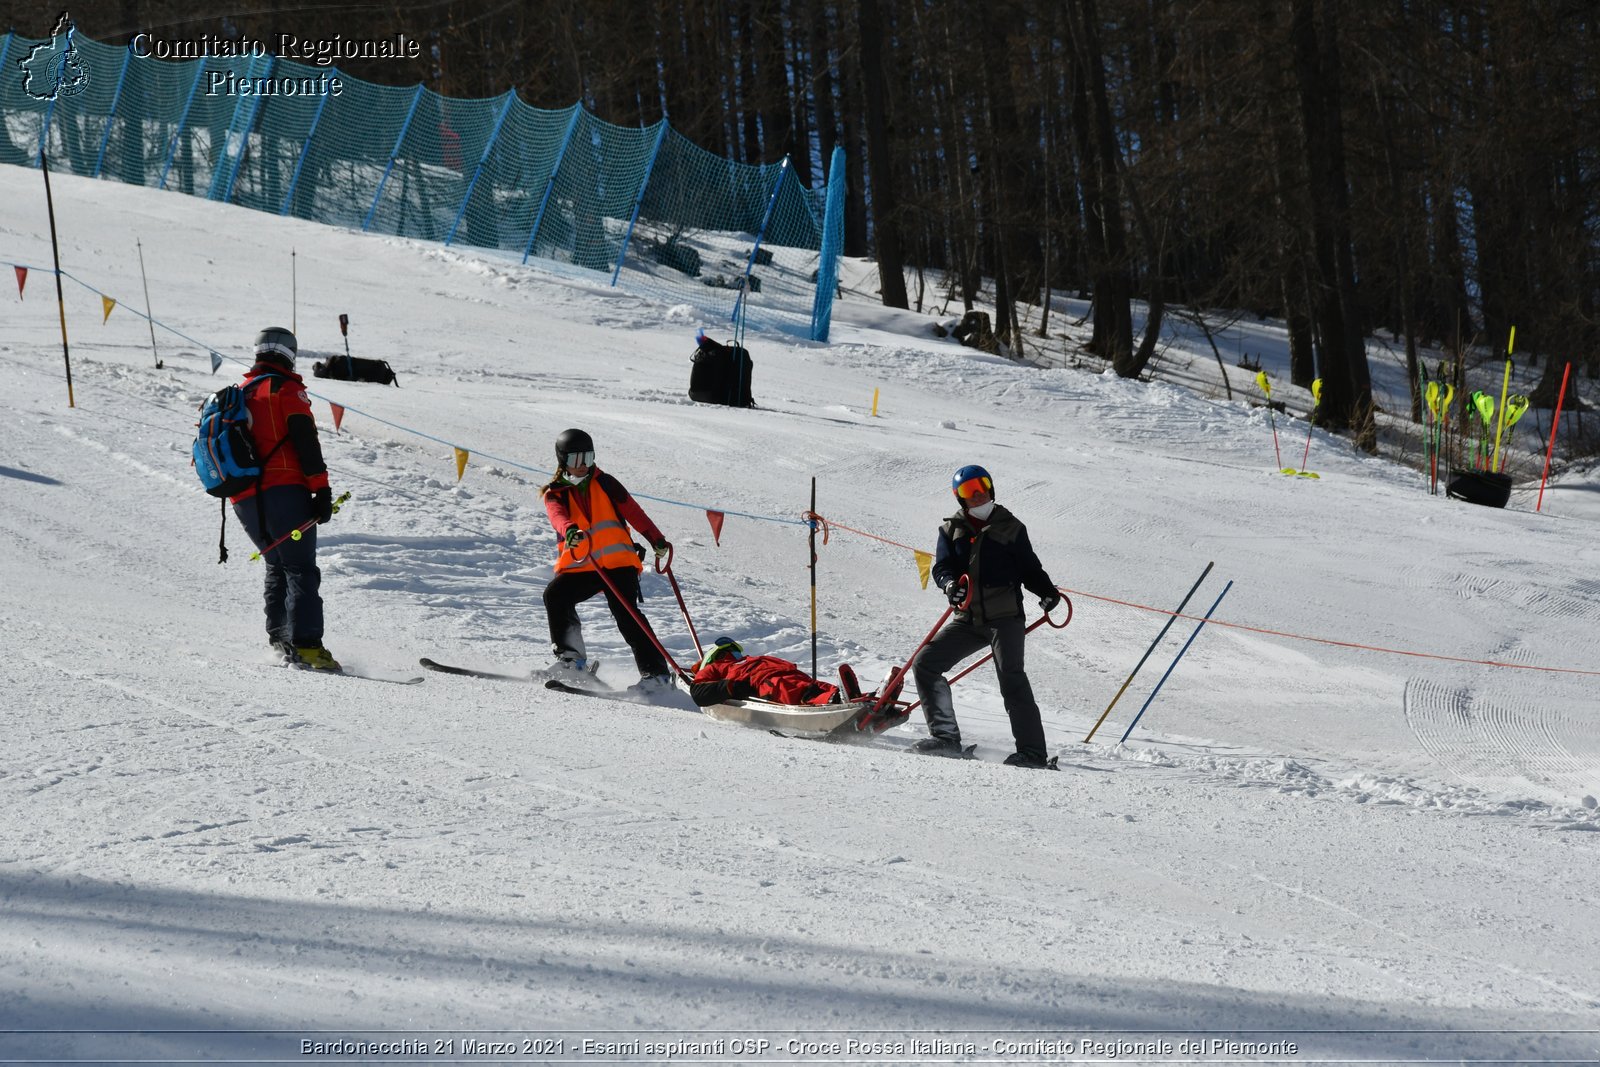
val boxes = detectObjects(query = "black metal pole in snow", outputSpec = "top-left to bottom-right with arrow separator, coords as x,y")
136,239 -> 161,369
41,152 -> 74,407
809,477 -> 818,680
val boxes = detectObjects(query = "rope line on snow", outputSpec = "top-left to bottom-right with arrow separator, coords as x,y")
1055,585 -> 1600,677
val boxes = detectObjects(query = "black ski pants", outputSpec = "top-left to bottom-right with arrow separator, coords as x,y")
543,566 -> 668,677
232,485 -> 323,648
912,613 -> 1047,759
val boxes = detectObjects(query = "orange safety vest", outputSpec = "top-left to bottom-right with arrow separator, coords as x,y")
554,478 -> 643,574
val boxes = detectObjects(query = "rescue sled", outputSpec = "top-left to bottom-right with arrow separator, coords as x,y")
701,695 -> 910,739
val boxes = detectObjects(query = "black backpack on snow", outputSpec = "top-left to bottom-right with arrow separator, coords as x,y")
688,333 -> 754,407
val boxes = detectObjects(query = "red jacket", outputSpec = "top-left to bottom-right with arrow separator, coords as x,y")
230,363 -> 329,502
692,654 -> 838,706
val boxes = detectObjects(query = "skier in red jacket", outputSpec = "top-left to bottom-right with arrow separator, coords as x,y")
689,636 -> 871,707
230,326 -> 339,670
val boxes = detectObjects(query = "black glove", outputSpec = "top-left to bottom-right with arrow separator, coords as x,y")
313,487 -> 334,524
728,679 -> 756,700
1039,590 -> 1061,613
564,526 -> 584,548
946,581 -> 968,608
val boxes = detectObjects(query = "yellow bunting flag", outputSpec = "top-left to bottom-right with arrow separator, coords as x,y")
705,510 -> 725,545
914,550 -> 933,589
329,403 -> 345,433
13,266 -> 25,298
101,295 -> 116,323
454,447 -> 470,482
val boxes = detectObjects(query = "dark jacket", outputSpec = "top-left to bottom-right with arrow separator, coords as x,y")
931,504 -> 1055,624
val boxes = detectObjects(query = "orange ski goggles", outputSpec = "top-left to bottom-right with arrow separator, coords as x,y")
954,474 -> 993,503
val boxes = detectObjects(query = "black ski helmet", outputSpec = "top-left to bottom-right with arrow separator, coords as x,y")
254,326 -> 297,367
555,428 -> 595,469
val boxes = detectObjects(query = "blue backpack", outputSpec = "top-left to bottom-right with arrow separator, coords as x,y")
193,374 -> 284,562
193,375 -> 281,497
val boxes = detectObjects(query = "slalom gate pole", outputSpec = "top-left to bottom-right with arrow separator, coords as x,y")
1496,395 -> 1530,473
1298,378 -> 1323,472
1119,579 -> 1234,745
1255,371 -> 1282,469
1084,561 -> 1214,743
249,492 -> 350,562
571,532 -> 694,684
41,151 -> 74,408
339,313 -> 353,376
291,249 -> 297,334
854,578 -> 969,730
1536,362 -> 1572,514
899,596 -> 1072,718
1424,381 -> 1440,493
809,477 -> 818,679
1491,357 -> 1513,473
655,544 -> 702,661
136,239 -> 161,369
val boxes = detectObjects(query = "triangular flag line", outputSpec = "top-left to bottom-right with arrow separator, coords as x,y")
454,447 -> 470,482
101,295 -> 116,323
914,550 -> 933,589
705,510 -> 725,545
13,266 -> 25,297
209,352 -> 222,373
330,402 -> 345,433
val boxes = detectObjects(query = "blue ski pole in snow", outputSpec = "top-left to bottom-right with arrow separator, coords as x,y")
1119,579 -> 1233,744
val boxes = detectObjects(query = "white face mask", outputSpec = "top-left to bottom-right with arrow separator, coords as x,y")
965,500 -> 996,521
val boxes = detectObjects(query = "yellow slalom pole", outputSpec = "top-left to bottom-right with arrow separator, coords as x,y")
1491,355 -> 1513,473
871,388 -> 880,417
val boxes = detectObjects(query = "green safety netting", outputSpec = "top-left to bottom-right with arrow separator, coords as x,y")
0,28 -> 845,339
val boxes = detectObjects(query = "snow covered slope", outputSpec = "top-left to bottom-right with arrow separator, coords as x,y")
2,164 -> 1597,1062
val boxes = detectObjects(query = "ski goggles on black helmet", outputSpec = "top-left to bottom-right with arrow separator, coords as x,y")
561,450 -> 596,470
699,636 -> 743,668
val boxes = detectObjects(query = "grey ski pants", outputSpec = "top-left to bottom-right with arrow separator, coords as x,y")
912,614 -> 1047,758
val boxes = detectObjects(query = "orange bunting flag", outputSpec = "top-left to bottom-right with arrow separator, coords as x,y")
329,403 -> 345,433
705,510 -> 725,545
101,295 -> 116,323
914,550 -> 933,589
13,266 -> 25,298
454,447 -> 470,482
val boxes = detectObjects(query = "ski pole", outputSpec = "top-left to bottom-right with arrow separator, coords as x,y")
1298,378 -> 1323,472
1084,561 -> 1214,743
1255,371 -> 1283,470
570,531 -> 694,684
1119,579 -> 1234,744
852,577 -> 970,732
339,313 -> 353,377
249,492 -> 349,562
899,594 -> 1072,718
655,543 -> 703,661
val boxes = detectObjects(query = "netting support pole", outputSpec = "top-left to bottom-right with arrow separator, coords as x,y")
280,89 -> 331,216
158,64 -> 208,190
363,84 -> 424,232
732,155 -> 789,323
810,146 -> 847,342
214,55 -> 275,203
35,90 -> 61,170
445,91 -> 514,247
611,121 -> 668,286
523,107 -> 581,264
91,47 -> 133,179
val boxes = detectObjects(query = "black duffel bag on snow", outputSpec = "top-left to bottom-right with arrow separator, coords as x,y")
688,333 -> 754,407
313,357 -> 400,386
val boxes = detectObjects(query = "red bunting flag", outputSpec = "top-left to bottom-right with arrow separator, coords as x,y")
14,266 -> 25,298
705,510 -> 725,545
329,403 -> 345,432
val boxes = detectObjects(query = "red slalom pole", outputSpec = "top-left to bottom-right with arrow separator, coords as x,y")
1536,362 -> 1572,513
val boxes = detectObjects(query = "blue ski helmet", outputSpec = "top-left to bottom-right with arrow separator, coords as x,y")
699,635 -> 743,669
951,464 -> 994,505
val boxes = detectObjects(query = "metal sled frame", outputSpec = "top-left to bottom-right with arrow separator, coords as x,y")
702,696 -> 907,738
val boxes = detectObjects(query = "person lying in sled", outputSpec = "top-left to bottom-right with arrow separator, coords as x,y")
689,636 -> 865,707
